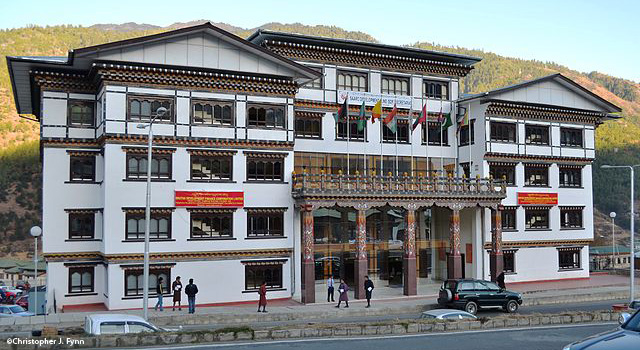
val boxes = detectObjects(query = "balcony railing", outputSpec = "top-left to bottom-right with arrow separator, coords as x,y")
292,172 -> 506,200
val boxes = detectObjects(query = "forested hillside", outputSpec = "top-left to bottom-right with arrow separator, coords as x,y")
0,21 -> 638,251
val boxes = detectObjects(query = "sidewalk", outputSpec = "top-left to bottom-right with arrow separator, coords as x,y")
1,274 -> 637,331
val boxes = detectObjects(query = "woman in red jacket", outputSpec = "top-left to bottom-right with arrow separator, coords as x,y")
258,281 -> 267,313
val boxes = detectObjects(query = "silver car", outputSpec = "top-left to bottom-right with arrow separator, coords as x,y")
0,305 -> 33,317
420,309 -> 477,320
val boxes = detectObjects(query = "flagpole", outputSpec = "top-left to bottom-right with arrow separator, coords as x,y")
468,102 -> 472,177
440,101 -> 444,177
380,96 -> 384,176
346,93 -> 350,175
425,97 -> 429,176
395,98 -> 399,176
410,106 -> 414,177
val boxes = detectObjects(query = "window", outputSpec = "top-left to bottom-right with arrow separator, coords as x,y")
525,125 -> 549,145
503,250 -> 515,273
382,76 -> 409,95
68,266 -> 94,293
190,211 -> 233,239
247,210 -> 284,237
125,212 -> 171,240
247,104 -> 286,128
127,322 -> 157,333
190,156 -> 232,181
70,156 -> 96,182
126,154 -> 172,180
304,67 -> 323,89
128,96 -> 173,122
295,117 -> 322,138
124,269 -> 170,296
191,100 -> 233,125
560,128 -> 583,147
490,122 -> 517,143
561,207 -> 583,229
490,164 -> 516,185
525,208 -> 549,230
459,120 -> 475,146
382,120 -> 410,143
246,158 -> 284,182
424,121 -> 449,146
559,167 -> 582,187
558,249 -> 581,270
337,71 -> 368,92
502,208 -> 517,230
69,213 -> 94,240
423,80 -> 449,100
68,100 -> 95,126
337,119 -> 365,140
100,322 -> 125,335
460,162 -> 470,178
524,165 -> 549,187
245,264 -> 283,290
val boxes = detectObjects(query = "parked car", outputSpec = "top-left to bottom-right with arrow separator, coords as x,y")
628,300 -> 640,311
420,309 -> 477,320
0,286 -> 22,303
0,304 -> 33,317
437,278 -> 523,315
84,314 -> 181,335
562,310 -> 640,349
14,295 -> 28,310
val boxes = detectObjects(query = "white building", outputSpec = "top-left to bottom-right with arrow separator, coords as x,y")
7,23 -> 620,311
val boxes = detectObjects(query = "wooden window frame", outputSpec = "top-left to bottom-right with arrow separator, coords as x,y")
126,154 -> 172,180
560,128 -> 583,148
422,80 -> 449,100
294,117 -> 322,139
190,155 -> 233,181
524,165 -> 549,187
559,167 -> 582,188
381,75 -> 410,96
490,164 -> 516,186
503,250 -> 516,273
246,103 -> 286,129
67,100 -> 95,127
502,208 -> 517,230
246,158 -> 284,182
490,121 -> 517,143
190,211 -> 234,239
191,99 -> 234,126
525,208 -> 550,230
382,120 -> 410,143
558,249 -> 581,270
244,264 -> 283,290
127,95 -> 174,122
68,266 -> 94,294
304,67 -> 323,89
125,212 -> 172,241
247,211 -> 284,238
458,120 -> 475,146
424,121 -> 449,146
336,119 -> 366,141
560,208 -> 583,229
70,155 -> 96,182
69,212 -> 95,240
525,124 -> 550,145
124,268 -> 170,297
337,70 -> 368,92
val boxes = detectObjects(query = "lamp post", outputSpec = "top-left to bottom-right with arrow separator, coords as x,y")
136,107 -> 167,321
601,164 -> 639,304
29,226 -> 42,315
610,212 -> 617,269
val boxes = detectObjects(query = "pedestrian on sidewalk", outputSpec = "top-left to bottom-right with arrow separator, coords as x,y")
185,278 -> 198,314
154,277 -> 164,311
364,276 -> 374,308
258,281 -> 268,313
172,276 -> 183,311
335,279 -> 349,308
327,275 -> 335,302
497,271 -> 506,290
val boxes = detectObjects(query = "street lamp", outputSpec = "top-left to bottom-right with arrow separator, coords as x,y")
601,164 -> 640,304
610,211 -> 617,269
136,107 -> 168,321
30,226 -> 42,315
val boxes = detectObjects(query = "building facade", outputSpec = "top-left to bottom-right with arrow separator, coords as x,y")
7,23 -> 620,311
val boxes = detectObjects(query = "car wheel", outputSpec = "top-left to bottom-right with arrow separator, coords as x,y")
464,301 -> 478,315
506,300 -> 518,313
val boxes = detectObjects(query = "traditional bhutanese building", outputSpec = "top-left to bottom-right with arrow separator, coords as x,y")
7,22 -> 620,311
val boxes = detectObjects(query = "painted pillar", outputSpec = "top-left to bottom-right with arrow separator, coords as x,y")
403,204 -> 417,296
447,206 -> 463,279
354,204 -> 368,299
301,205 -> 315,304
490,206 -> 504,282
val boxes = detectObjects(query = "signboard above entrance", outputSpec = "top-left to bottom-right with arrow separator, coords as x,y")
517,192 -> 558,205
337,90 -> 412,109
175,191 -> 244,208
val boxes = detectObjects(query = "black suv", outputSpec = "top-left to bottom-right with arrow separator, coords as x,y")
437,279 -> 523,315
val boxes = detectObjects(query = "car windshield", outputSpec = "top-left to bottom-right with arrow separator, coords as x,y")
622,311 -> 640,332
8,306 -> 24,313
421,314 -> 436,319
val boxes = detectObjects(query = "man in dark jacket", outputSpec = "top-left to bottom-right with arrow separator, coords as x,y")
364,275 -> 374,308
184,279 -> 199,314
496,271 -> 506,289
154,277 -> 164,311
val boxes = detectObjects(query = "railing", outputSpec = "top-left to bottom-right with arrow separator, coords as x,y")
292,171 -> 506,199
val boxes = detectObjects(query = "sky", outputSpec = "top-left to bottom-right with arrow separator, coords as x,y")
1,0 -> 638,82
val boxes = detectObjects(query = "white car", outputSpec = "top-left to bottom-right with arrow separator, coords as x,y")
84,314 -> 181,335
420,309 -> 477,320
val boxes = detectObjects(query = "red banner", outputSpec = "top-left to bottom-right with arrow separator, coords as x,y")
517,192 -> 558,205
175,191 -> 244,208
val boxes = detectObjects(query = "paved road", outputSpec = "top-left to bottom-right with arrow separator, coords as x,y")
117,323 -> 618,350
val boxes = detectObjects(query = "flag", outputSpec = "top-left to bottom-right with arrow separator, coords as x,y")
371,99 -> 382,123
457,107 -> 469,130
439,106 -> 452,130
357,101 -> 366,131
383,103 -> 398,133
412,103 -> 427,131
333,96 -> 348,123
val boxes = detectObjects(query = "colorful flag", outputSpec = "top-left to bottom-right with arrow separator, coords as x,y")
439,105 -> 452,130
357,101 -> 366,131
412,103 -> 427,131
333,96 -> 348,123
371,99 -> 382,123
383,103 -> 398,133
457,107 -> 469,129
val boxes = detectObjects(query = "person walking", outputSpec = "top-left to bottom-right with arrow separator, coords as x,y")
184,278 -> 198,314
335,279 -> 349,308
258,281 -> 268,313
496,271 -> 506,289
364,276 -> 374,308
171,276 -> 183,311
327,276 -> 335,303
154,277 -> 164,311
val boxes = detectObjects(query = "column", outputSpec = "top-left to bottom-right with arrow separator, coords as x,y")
490,206 -> 504,282
403,204 -> 417,296
354,203 -> 368,299
301,205 -> 315,304
447,205 -> 463,279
